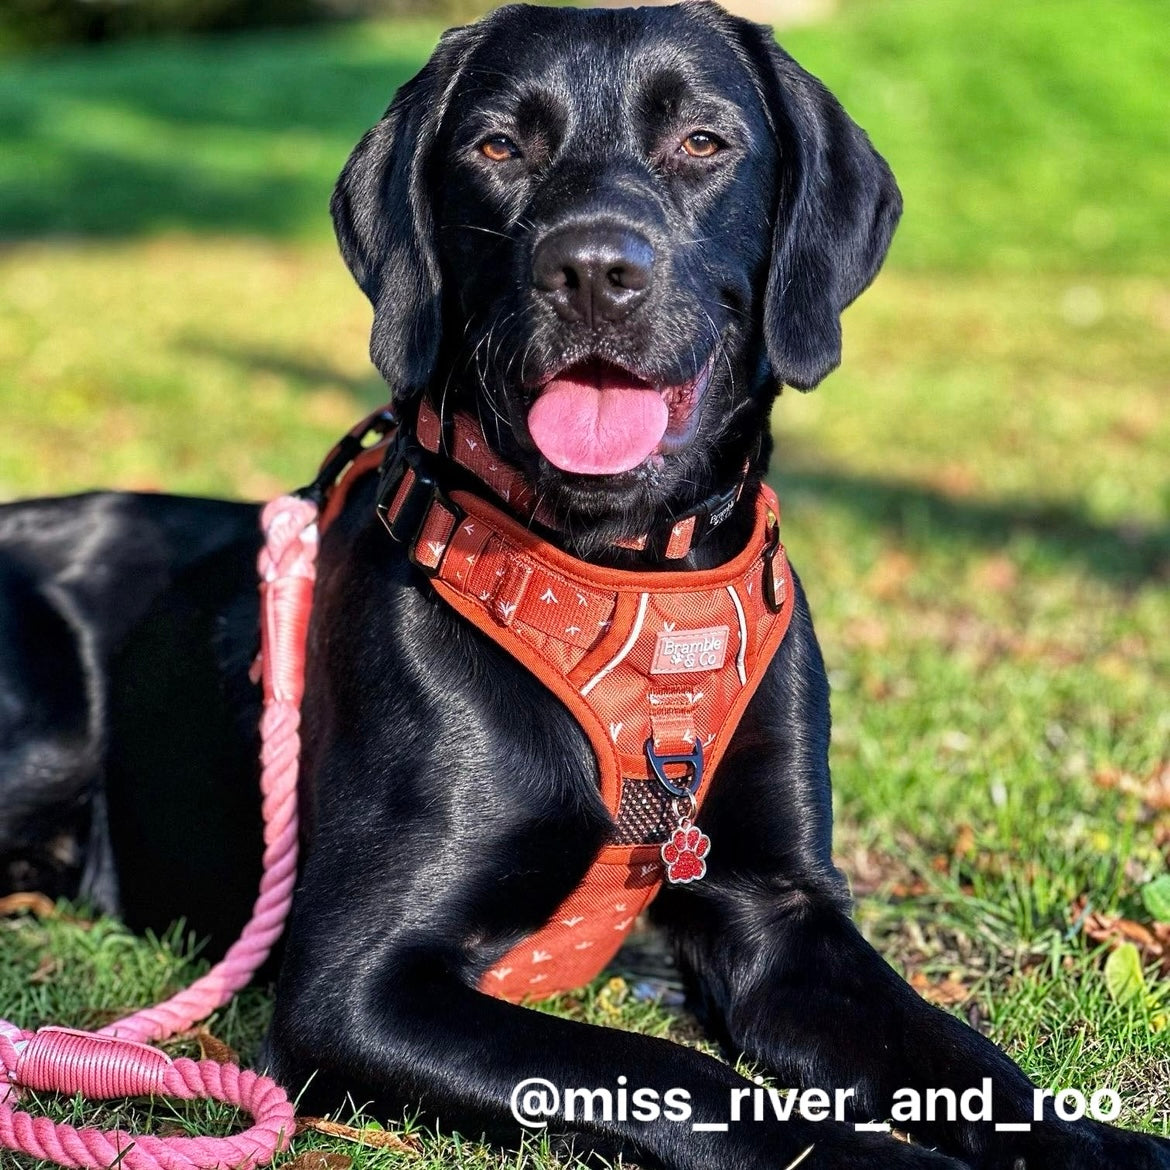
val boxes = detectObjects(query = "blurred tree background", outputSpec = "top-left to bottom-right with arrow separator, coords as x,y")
1,1 -> 1168,1163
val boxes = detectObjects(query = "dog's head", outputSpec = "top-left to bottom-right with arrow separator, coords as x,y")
333,1 -> 899,553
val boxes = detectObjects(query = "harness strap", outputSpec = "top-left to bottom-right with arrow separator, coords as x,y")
0,398 -> 792,1170
408,486 -> 793,998
409,399 -> 752,560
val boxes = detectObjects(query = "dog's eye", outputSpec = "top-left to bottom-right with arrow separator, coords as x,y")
479,134 -> 521,162
681,132 -> 724,159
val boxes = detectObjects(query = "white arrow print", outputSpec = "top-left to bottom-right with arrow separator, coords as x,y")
540,587 -> 558,604
427,541 -> 446,560
614,917 -> 634,931
565,625 -> 581,636
465,437 -> 478,450
532,949 -> 552,963
574,940 -> 594,950
497,601 -> 517,620
561,916 -> 585,927
613,903 -> 627,912
576,592 -> 588,607
609,721 -> 623,743
640,863 -> 658,877
663,620 -> 676,632
489,967 -> 512,981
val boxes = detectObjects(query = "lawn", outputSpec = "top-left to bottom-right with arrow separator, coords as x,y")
2,0 -> 1169,1166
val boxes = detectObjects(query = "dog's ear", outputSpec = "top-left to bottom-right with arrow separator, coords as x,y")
731,21 -> 902,390
331,27 -> 477,400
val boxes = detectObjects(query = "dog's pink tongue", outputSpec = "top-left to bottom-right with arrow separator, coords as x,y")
528,374 -> 668,475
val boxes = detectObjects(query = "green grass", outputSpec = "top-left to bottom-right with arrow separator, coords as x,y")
0,20 -> 440,239
2,0 -> 1169,1166
780,0 -> 1170,275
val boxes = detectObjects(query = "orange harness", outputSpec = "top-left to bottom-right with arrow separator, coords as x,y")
315,404 -> 795,1001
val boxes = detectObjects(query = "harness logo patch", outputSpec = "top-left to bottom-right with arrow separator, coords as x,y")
651,625 -> 730,674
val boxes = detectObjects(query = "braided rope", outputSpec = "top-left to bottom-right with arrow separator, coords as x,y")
0,494 -> 317,1169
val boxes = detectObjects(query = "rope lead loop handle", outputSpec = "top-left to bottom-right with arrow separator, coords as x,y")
0,492 -> 317,1169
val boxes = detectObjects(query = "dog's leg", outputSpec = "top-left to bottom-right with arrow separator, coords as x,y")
653,579 -> 1170,1169
267,895 -> 967,1170
264,595 -> 964,1168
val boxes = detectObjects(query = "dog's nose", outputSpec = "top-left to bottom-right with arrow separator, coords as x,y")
532,225 -> 654,327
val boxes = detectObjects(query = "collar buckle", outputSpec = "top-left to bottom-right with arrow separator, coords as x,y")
687,479 -> 742,551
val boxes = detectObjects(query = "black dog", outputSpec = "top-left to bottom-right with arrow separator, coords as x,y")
1,4 -> 1167,1168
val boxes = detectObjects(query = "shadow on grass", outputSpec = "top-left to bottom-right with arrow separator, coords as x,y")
777,468 -> 1170,587
0,24 -> 439,238
180,336 -> 386,405
180,340 -> 1170,588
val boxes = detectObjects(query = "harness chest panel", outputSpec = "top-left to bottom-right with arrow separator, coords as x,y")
320,409 -> 795,1002
391,481 -> 795,1001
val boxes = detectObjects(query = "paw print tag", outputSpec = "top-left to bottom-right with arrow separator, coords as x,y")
645,739 -> 710,884
661,800 -> 711,885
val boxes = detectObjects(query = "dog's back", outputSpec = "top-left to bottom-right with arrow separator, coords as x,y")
0,491 -> 265,945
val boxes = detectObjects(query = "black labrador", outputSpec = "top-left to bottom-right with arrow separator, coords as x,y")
1,4 -> 1166,1168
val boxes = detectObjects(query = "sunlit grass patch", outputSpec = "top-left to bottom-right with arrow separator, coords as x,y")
1,0 -> 1168,1164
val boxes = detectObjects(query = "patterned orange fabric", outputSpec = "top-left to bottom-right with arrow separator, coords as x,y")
316,409 -> 795,1002
429,485 -> 795,1000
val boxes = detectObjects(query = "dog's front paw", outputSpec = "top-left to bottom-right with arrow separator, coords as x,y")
978,1120 -> 1170,1169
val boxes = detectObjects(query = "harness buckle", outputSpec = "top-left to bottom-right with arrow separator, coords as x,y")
376,432 -> 463,576
298,406 -> 398,505
645,736 -> 704,798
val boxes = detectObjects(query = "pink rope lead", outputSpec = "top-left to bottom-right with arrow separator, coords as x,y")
0,493 -> 319,1169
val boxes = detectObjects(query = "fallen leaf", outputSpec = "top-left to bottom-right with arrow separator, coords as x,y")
1094,762 -> 1170,812
1142,876 -> 1170,922
1146,762 -> 1170,811
28,956 -> 61,985
1073,894 -> 1170,973
953,824 -> 976,859
294,1118 -> 420,1154
283,1153 -> 353,1170
1104,943 -> 1146,1005
194,1029 -> 239,1065
1082,909 -> 1161,955
0,892 -> 56,918
910,971 -> 971,1006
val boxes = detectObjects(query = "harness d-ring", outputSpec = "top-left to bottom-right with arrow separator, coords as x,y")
645,737 -> 704,797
